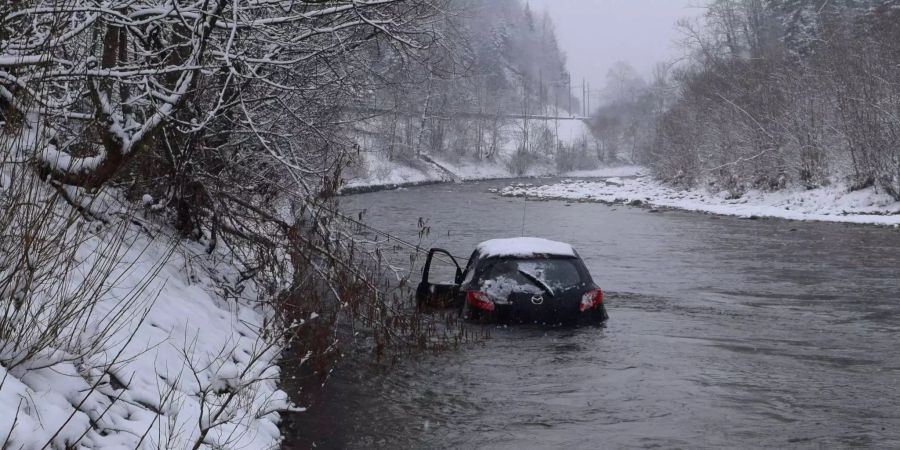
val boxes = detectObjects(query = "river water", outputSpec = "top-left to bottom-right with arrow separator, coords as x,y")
284,178 -> 900,449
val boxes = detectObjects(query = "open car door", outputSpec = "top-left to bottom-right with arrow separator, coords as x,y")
416,248 -> 463,309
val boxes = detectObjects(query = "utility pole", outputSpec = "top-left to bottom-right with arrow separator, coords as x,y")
554,81 -> 560,155
587,81 -> 591,118
582,78 -> 586,118
539,69 -> 544,117
554,81 -> 559,117
522,75 -> 529,154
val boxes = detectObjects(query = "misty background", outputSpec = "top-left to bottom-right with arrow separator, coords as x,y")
527,0 -> 701,91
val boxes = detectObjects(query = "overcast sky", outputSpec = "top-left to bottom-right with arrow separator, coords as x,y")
526,0 -> 704,90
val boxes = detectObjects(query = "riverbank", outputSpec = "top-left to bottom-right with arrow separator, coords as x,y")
341,150 -> 645,194
498,176 -> 900,226
341,114 -> 634,193
0,186 -> 287,449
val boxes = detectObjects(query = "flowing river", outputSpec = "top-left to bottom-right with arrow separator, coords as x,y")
283,178 -> 900,449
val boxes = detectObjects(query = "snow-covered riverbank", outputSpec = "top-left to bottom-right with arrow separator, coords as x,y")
498,176 -> 900,226
0,215 -> 288,449
341,154 -> 646,193
343,150 -> 647,193
342,116 -> 633,192
343,151 -> 534,190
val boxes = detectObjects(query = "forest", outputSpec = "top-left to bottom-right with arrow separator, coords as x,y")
349,0 -> 588,178
609,0 -> 900,200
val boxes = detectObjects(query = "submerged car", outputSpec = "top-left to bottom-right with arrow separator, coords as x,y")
416,237 -> 608,325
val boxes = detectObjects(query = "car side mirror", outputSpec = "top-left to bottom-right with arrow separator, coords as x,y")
454,268 -> 463,284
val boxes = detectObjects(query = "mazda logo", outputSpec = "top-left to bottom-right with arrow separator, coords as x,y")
531,295 -> 544,305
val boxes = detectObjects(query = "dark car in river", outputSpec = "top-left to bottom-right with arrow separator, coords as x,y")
416,237 -> 608,325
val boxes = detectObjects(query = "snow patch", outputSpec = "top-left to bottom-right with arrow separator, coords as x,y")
500,175 -> 900,226
481,276 -> 541,303
41,144 -> 107,174
563,165 -> 646,178
476,237 -> 576,258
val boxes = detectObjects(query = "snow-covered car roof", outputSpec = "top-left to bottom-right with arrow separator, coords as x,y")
475,237 -> 576,258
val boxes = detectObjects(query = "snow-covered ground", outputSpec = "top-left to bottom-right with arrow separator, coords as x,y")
344,147 -> 645,191
498,175 -> 900,226
344,151 -> 555,189
0,213 -> 289,449
562,165 -> 646,178
343,116 -> 606,190
2,110 -> 290,449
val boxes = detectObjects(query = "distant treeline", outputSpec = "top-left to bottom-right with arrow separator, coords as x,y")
628,0 -> 900,199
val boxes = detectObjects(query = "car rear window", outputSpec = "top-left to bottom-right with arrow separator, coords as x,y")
479,258 -> 583,296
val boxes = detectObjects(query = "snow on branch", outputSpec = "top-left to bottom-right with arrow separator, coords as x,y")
1,0 -> 440,188
0,55 -> 51,66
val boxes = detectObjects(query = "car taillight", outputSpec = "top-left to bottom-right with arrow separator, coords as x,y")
466,290 -> 495,312
580,288 -> 603,312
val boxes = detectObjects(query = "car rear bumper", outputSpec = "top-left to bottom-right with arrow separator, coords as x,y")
469,302 -> 607,325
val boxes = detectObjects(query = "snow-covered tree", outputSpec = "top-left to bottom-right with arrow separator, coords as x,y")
646,0 -> 900,198
1,0 -> 443,239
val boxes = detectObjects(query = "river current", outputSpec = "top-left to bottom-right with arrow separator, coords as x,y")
284,178 -> 900,449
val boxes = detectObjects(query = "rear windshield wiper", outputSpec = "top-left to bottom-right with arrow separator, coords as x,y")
517,269 -> 554,297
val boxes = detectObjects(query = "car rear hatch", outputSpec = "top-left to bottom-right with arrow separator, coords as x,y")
497,289 -> 583,324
